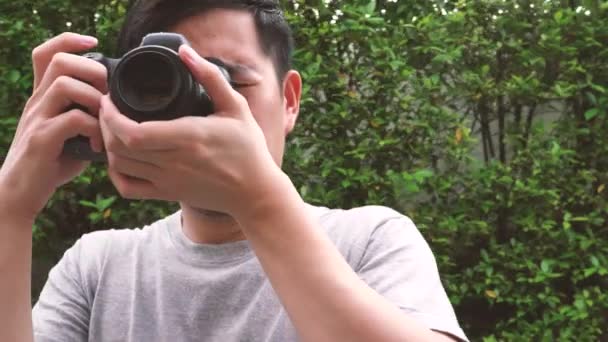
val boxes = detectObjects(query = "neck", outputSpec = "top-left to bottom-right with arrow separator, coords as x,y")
179,203 -> 246,244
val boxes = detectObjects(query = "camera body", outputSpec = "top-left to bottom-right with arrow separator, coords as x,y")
63,32 -> 231,161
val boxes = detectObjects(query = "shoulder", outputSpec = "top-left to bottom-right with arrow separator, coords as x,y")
309,204 -> 419,242
310,204 -> 406,227
307,204 -> 426,268
67,212 -> 178,271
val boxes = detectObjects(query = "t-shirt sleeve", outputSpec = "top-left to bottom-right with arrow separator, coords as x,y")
32,238 -> 92,342
355,215 -> 469,342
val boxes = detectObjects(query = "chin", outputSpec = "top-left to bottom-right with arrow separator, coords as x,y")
179,202 -> 236,221
194,206 -> 233,220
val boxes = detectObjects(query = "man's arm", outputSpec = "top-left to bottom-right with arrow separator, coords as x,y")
0,202 -> 34,342
0,32 -> 106,342
235,171 -> 461,342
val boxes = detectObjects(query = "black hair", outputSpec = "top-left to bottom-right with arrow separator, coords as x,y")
117,0 -> 294,82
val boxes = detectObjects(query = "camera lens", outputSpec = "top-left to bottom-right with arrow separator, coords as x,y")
117,52 -> 179,113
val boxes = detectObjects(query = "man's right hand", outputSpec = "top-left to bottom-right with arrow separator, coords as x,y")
0,32 -> 107,222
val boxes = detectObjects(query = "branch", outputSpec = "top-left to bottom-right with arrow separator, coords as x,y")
523,103 -> 537,148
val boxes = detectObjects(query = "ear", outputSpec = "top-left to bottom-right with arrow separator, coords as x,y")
281,70 -> 302,136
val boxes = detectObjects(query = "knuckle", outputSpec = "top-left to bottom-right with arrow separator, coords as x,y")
23,95 -> 39,112
31,33 -> 75,63
50,52 -> 70,70
124,132 -> 143,150
211,68 -> 228,85
105,137 -> 121,153
58,32 -> 78,43
208,66 -> 221,79
106,153 -> 119,167
52,75 -> 72,92
31,46 -> 43,62
235,95 -> 249,108
59,32 -> 74,39
56,32 -> 70,40
193,143 -> 209,160
109,171 -> 132,198
25,128 -> 46,153
65,110 -> 88,127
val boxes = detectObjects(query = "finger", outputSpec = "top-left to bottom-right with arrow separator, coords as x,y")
102,127 -> 172,165
99,106 -> 169,164
34,76 -> 103,119
39,108 -> 103,156
107,152 -> 161,182
179,44 -> 247,115
36,52 -> 108,96
32,32 -> 98,90
107,168 -> 160,200
100,95 -> 185,151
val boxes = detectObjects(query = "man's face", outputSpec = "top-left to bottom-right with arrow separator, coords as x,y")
171,9 -> 300,167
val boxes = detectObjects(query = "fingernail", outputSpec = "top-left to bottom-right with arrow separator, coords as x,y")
79,35 -> 98,47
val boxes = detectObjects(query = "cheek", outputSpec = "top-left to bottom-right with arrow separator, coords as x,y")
242,87 -> 285,138
241,86 -> 287,162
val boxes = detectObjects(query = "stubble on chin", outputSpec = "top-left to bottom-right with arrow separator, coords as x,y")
181,203 -> 236,223
195,208 -> 233,220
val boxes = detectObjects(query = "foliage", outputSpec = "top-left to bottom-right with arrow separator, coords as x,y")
285,0 -> 608,340
1,0 -> 607,340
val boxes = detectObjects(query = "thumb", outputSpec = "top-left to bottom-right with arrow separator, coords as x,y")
178,44 -> 247,115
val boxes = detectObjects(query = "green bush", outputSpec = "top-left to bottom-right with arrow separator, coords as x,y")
1,0 -> 606,340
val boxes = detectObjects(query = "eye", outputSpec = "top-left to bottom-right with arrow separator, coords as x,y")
202,57 -> 261,89
230,81 -> 256,89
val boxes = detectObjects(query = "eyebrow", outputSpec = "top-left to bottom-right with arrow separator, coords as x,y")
205,57 -> 256,75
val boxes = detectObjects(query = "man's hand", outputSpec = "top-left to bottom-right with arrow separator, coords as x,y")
99,44 -> 284,220
0,32 -> 106,221
0,32 -> 106,342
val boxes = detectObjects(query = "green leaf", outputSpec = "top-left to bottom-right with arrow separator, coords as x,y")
414,169 -> 434,182
364,0 -> 376,15
79,200 -> 98,209
585,108 -> 599,121
585,92 -> 598,105
590,83 -> 606,94
8,70 -> 20,83
97,196 -> 117,211
574,298 -> 586,310
481,65 -> 490,75
554,11 -> 563,22
366,17 -> 384,25
541,260 -> 551,273
404,183 -> 420,193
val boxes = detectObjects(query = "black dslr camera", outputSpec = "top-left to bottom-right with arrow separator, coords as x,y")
63,32 -> 231,161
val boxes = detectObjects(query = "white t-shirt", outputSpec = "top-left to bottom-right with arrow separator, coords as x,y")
33,204 -> 469,341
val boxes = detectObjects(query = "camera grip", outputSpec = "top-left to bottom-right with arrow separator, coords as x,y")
61,52 -> 111,162
62,104 -> 107,162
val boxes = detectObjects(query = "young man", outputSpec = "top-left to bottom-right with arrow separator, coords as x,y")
0,1 -> 468,341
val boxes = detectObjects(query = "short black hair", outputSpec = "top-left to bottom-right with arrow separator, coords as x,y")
117,0 -> 294,82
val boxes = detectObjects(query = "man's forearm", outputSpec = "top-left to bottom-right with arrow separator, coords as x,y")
236,172 -> 448,342
0,203 -> 35,342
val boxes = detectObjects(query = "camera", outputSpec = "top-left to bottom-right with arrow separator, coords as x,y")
63,32 -> 232,161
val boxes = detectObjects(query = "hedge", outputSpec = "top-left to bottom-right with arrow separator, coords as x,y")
1,0 -> 606,340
